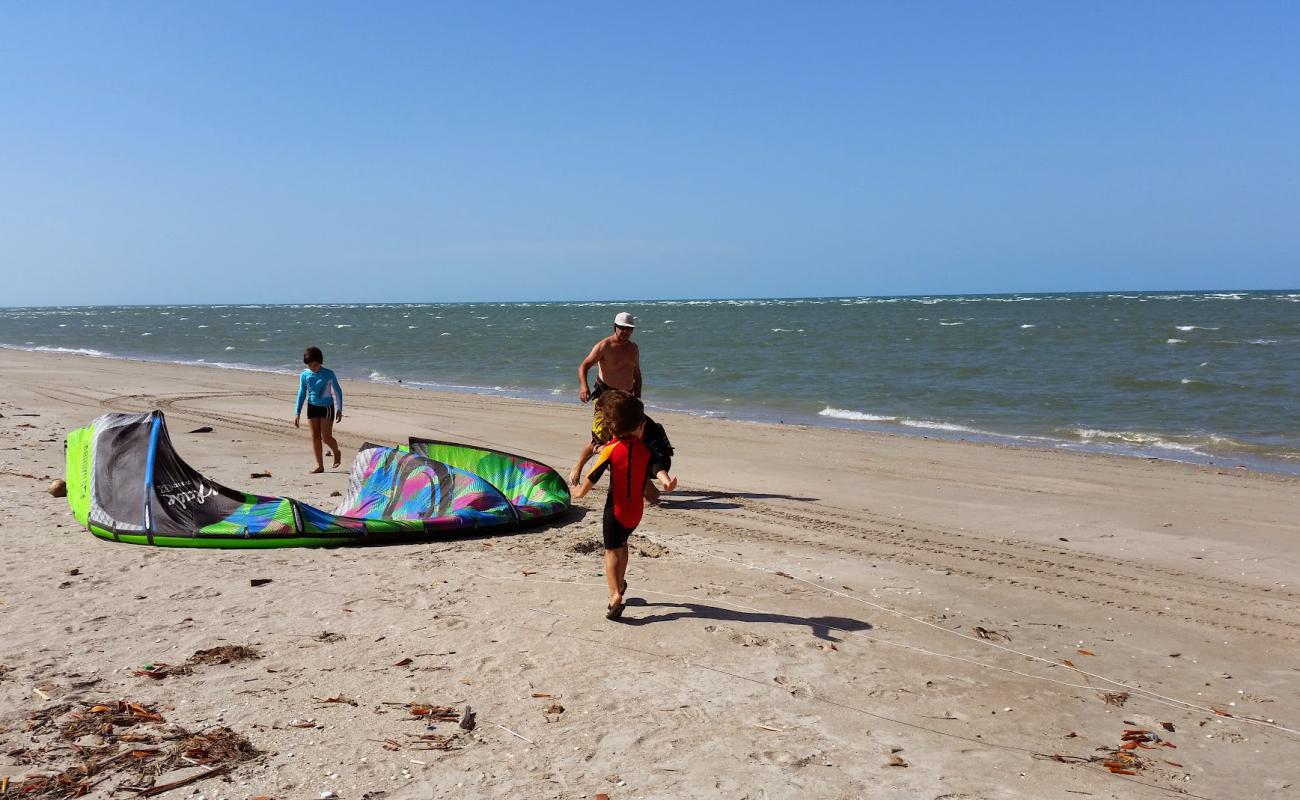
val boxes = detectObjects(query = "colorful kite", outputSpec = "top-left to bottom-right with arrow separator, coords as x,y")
65,411 -> 570,547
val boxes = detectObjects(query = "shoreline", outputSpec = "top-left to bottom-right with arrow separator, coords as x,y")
4,341 -> 1296,477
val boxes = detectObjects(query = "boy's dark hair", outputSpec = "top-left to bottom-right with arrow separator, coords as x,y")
600,390 -> 644,437
303,346 -> 324,365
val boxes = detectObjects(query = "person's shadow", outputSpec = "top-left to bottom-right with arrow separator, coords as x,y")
657,491 -> 819,511
620,599 -> 871,642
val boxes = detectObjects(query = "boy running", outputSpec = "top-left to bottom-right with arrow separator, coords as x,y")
573,390 -> 651,620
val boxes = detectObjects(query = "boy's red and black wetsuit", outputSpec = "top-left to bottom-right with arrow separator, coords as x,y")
586,434 -> 652,550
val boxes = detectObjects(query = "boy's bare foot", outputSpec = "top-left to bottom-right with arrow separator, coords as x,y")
310,467 -> 324,474
332,451 -> 342,469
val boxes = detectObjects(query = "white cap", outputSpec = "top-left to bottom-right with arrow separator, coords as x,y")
614,312 -> 636,328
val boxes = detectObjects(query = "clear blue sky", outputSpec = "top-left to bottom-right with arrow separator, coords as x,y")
3,1 -> 1297,305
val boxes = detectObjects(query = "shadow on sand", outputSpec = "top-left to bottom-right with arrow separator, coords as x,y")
620,599 -> 870,642
656,491 -> 819,511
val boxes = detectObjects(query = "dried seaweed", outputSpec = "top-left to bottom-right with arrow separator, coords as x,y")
133,663 -> 194,680
188,645 -> 260,665
11,701 -> 259,799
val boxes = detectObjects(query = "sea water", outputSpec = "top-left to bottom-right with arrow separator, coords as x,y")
2,292 -> 1298,473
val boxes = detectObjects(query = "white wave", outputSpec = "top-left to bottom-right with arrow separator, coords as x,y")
140,332 -> 152,336
938,321 -> 965,326
197,324 -> 209,328
1166,338 -> 1185,344
900,419 -> 982,434
1019,324 -> 1035,329
408,325 -> 418,329
224,346 -> 236,350
819,407 -> 897,422
439,332 -> 452,336
335,324 -> 352,328
0,344 -> 109,357
1247,339 -> 1278,345
1175,325 -> 1220,331
1070,428 -> 1200,453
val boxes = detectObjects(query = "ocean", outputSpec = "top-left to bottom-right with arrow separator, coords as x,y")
3,292 -> 1298,474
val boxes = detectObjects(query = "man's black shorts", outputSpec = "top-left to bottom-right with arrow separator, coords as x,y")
306,403 -> 334,420
602,501 -> 636,550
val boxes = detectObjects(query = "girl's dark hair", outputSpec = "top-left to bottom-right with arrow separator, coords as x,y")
303,346 -> 324,365
600,390 -> 644,437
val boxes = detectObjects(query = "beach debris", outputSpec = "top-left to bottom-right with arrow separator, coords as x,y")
886,753 -> 909,767
409,704 -> 459,721
47,480 -> 67,498
316,696 -> 359,706
973,626 -> 1010,642
186,426 -> 214,434
545,703 -> 565,715
1077,649 -> 1097,656
288,719 -> 318,728
530,692 -> 556,698
315,631 -> 346,643
14,701 -> 258,799
1034,728 -> 1181,781
189,645 -> 261,665
596,794 -> 611,800
329,490 -> 343,497
754,723 -> 784,732
1161,721 -> 1176,732
393,657 -> 414,667
250,578 -> 273,587
249,471 -> 272,479
133,662 -> 194,680
571,540 -> 600,555
493,722 -> 532,743
459,705 -> 477,731
1058,657 -> 1130,706
405,732 -> 460,751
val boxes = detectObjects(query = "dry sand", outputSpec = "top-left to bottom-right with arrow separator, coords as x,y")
0,347 -> 1297,799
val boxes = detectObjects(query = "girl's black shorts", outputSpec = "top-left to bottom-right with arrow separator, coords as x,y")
306,403 -> 334,420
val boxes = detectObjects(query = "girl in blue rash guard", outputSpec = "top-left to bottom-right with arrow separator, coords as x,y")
292,346 -> 344,473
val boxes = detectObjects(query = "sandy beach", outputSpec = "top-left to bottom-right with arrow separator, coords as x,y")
0,347 -> 1297,799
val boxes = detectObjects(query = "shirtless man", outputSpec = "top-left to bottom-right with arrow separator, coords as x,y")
569,311 -> 642,486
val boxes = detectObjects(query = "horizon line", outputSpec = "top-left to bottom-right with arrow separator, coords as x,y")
4,287 -> 1299,311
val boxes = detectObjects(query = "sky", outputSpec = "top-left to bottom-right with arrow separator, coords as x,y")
2,1 -> 1298,306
